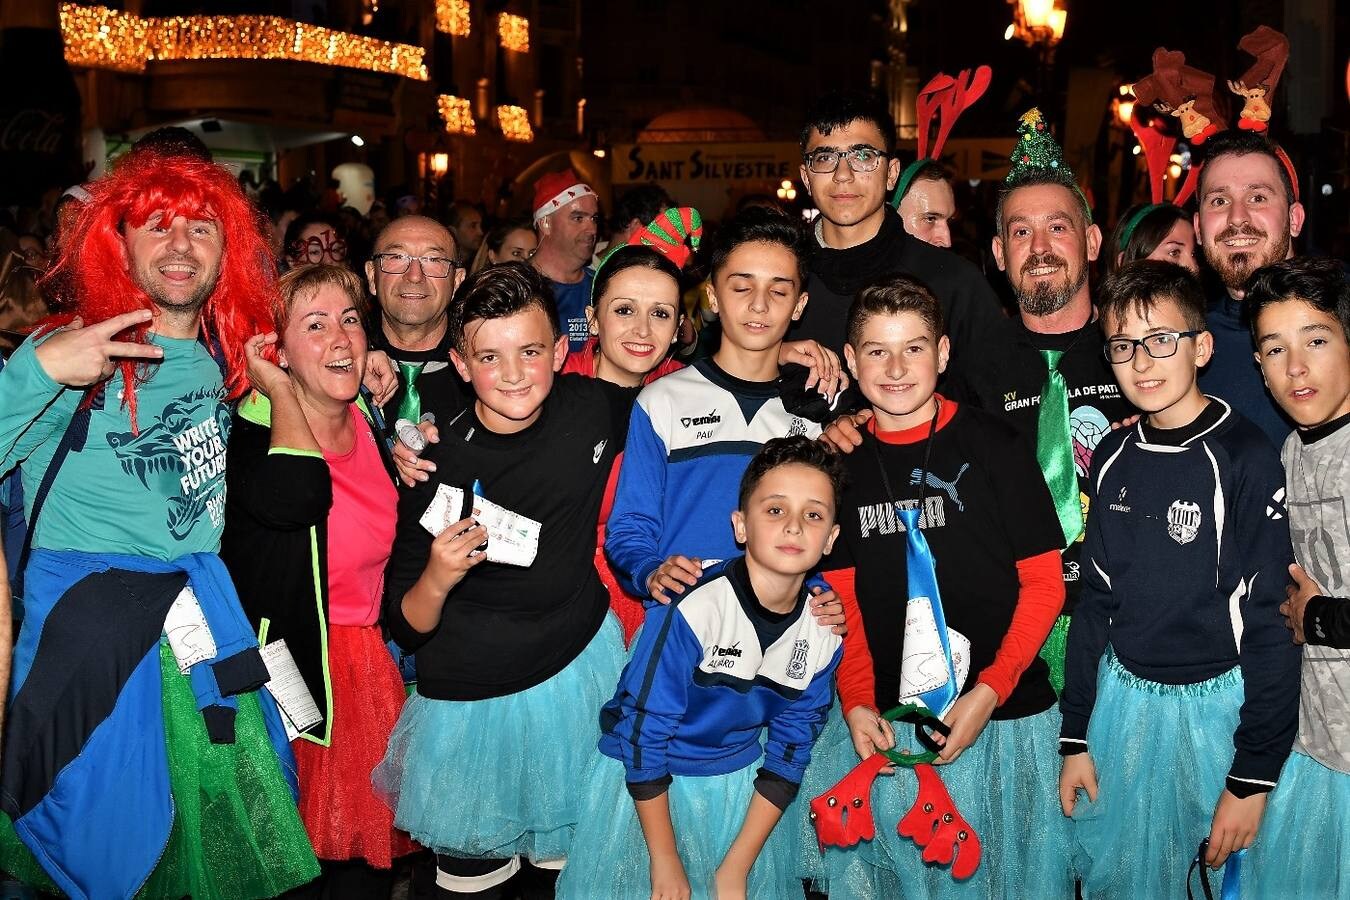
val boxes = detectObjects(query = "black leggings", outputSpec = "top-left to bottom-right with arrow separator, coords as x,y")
282,858 -> 396,900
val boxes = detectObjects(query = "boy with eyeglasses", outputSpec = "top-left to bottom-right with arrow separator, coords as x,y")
793,90 -> 1002,371
1058,259 -> 1300,897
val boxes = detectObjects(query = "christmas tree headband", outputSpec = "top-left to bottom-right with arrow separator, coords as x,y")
1129,27 -> 1295,207
591,206 -> 703,301
890,66 -> 992,209
1004,108 -> 1092,223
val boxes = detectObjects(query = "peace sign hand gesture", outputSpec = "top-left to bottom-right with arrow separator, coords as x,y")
33,310 -> 164,388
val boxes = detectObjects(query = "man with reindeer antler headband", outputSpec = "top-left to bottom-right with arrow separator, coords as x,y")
792,89 -> 1004,378
1131,29 -> 1303,447
890,66 -> 993,251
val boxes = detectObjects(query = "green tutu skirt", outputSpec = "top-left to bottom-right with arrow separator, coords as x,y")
1,642 -> 319,899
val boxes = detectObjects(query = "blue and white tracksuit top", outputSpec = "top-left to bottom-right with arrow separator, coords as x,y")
605,358 -> 821,599
599,558 -> 841,808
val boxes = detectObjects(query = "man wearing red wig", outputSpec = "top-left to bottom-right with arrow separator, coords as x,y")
0,149 -> 319,899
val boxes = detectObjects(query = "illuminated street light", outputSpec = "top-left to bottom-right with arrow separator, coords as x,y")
776,180 -> 797,202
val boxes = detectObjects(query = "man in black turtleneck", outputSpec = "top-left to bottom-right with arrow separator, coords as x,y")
792,91 -> 1003,371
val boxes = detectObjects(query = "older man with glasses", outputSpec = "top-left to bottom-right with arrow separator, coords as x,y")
364,215 -> 469,436
792,90 -> 1002,374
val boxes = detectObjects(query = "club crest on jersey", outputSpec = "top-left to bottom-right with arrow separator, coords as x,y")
1167,499 -> 1202,545
786,639 -> 810,680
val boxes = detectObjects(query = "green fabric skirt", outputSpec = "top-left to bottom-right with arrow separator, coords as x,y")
1,641 -> 318,899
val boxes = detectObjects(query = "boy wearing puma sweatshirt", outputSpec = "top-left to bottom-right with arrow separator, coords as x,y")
817,274 -> 1072,898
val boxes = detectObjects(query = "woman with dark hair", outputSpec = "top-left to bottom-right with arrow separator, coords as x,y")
283,212 -> 350,271
563,245 -> 686,643
223,264 -> 416,899
468,218 -> 537,275
1106,203 -> 1199,274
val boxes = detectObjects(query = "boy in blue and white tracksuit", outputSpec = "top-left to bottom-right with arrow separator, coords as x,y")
558,436 -> 845,899
605,207 -> 823,606
607,361 -> 819,595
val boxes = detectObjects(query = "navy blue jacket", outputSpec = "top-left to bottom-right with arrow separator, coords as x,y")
1059,399 -> 1301,792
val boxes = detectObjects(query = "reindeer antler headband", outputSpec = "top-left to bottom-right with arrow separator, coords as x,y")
890,66 -> 992,209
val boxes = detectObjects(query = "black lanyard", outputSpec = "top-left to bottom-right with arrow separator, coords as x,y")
869,397 -> 941,521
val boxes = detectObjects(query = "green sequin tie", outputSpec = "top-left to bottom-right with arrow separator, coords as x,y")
396,361 -> 425,422
1036,350 -> 1082,547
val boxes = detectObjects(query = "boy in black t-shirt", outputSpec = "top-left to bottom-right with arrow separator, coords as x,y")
814,274 -> 1073,898
374,262 -> 636,897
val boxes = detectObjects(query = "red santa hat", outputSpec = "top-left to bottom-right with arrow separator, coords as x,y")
532,168 -> 596,222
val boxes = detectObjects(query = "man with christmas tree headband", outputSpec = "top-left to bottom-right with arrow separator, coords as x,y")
826,109 -> 1132,690
956,109 -> 1132,688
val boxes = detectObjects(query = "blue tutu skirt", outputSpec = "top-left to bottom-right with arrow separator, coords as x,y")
555,752 -> 804,899
1246,750 -> 1350,898
1071,652 -> 1242,899
813,705 -> 1071,900
371,615 -> 624,863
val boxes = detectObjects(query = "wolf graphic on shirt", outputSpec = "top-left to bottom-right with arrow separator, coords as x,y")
106,387 -> 231,541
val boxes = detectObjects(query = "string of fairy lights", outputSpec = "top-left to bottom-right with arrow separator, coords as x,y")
437,95 -> 477,135
59,4 -> 428,80
61,2 -> 541,142
496,105 -> 534,142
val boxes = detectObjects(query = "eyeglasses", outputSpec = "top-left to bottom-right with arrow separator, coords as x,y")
372,252 -> 458,278
1103,330 -> 1201,365
291,236 -> 348,263
802,144 -> 888,175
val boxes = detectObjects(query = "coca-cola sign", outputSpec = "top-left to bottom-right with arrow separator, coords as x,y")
0,27 -> 83,205
0,109 -> 68,155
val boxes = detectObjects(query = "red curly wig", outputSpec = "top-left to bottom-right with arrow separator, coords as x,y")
40,149 -> 278,428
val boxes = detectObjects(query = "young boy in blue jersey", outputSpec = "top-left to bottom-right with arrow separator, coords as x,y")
1058,260 -> 1301,898
1240,257 -> 1350,899
606,207 -> 827,604
557,436 -> 844,900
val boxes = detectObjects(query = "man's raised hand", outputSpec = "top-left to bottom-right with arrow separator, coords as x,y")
34,310 -> 163,388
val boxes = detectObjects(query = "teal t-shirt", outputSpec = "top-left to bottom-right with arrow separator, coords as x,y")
0,333 -> 230,560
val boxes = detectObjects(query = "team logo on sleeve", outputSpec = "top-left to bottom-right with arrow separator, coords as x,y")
1167,499 -> 1202,545
786,639 -> 810,680
1266,486 -> 1286,520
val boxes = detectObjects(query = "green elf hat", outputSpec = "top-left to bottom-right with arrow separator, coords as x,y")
1006,108 -> 1092,223
592,206 -> 703,300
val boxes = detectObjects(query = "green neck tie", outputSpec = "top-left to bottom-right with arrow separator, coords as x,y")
1036,349 -> 1082,548
396,361 -> 425,423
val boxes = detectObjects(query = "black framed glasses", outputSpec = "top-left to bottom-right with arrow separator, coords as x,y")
372,252 -> 458,278
1104,330 -> 1200,365
803,144 -> 888,174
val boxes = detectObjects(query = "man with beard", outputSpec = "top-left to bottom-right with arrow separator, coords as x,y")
792,91 -> 1002,370
1194,130 -> 1305,446
364,215 -> 470,440
530,169 -> 600,353
824,110 -> 1131,691
0,149 -> 318,898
